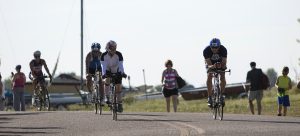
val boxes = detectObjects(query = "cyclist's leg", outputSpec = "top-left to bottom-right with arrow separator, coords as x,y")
206,73 -> 213,106
206,73 -> 213,96
86,74 -> 92,93
220,73 -> 226,94
115,84 -> 123,112
33,79 -> 38,95
104,78 -> 111,104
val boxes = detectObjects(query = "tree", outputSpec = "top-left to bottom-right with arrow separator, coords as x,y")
265,68 -> 278,87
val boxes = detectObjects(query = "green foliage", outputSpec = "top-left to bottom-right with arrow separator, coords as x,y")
64,86 -> 300,116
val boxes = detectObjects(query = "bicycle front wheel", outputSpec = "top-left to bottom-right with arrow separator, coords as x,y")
218,104 -> 224,120
44,89 -> 51,111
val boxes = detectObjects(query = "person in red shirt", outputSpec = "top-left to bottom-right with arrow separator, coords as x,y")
11,65 -> 26,111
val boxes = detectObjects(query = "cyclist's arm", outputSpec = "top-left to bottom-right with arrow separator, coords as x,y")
100,52 -> 107,75
116,51 -> 125,74
221,57 -> 227,69
85,53 -> 91,75
205,59 -> 215,69
41,59 -> 52,78
29,61 -> 36,78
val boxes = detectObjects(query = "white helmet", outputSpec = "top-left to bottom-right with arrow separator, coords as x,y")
105,40 -> 117,51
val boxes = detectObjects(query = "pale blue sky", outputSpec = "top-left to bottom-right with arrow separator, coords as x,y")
0,0 -> 300,87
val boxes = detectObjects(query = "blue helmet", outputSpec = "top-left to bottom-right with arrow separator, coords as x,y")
91,42 -> 101,51
210,38 -> 221,48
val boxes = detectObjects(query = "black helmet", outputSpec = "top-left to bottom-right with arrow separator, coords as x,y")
16,65 -> 21,70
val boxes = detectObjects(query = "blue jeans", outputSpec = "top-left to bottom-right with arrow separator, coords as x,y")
13,88 -> 26,111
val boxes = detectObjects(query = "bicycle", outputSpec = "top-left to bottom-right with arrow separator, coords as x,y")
208,69 -> 230,120
103,72 -> 126,121
30,73 -> 51,111
91,70 -> 103,115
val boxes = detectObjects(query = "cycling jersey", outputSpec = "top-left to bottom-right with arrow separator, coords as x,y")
30,59 -> 45,77
100,51 -> 124,75
86,51 -> 102,74
203,45 -> 227,64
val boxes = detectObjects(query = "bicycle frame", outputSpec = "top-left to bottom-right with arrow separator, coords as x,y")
108,73 -> 118,121
209,69 -> 230,120
92,71 -> 103,115
34,75 -> 50,111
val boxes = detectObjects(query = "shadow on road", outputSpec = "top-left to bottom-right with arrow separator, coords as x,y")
0,112 -> 50,116
0,126 -> 62,135
224,119 -> 300,124
118,118 -> 192,123
120,113 -> 166,117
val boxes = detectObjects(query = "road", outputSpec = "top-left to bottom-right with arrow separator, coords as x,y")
1,111 -> 300,136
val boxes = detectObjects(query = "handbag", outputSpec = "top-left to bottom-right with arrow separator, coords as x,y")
176,76 -> 186,89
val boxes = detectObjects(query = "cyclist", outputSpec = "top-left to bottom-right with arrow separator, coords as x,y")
29,50 -> 52,98
85,42 -> 104,104
101,40 -> 127,112
203,38 -> 227,107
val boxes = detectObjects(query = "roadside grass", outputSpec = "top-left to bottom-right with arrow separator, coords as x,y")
65,87 -> 300,116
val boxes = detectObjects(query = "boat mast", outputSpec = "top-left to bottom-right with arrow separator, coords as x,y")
80,0 -> 84,90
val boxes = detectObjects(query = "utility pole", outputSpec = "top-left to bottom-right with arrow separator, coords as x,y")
80,0 -> 84,90
143,69 -> 148,100
128,76 -> 132,92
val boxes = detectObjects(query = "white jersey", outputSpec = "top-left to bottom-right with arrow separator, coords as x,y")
100,51 -> 124,75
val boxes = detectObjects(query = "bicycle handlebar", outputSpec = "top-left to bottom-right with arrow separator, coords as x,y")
208,69 -> 231,75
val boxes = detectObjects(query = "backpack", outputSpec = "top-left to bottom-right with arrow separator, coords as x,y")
176,76 -> 186,89
261,73 -> 270,90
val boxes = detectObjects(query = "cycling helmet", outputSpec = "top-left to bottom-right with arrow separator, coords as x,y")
15,65 -> 21,70
106,40 -> 117,51
33,50 -> 41,58
91,42 -> 101,51
210,38 -> 221,48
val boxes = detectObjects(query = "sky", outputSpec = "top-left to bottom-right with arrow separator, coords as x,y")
0,0 -> 300,88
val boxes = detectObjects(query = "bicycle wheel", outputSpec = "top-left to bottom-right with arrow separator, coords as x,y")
213,106 -> 217,120
112,93 -> 117,121
44,89 -> 51,111
94,86 -> 98,114
211,97 -> 217,120
218,104 -> 224,120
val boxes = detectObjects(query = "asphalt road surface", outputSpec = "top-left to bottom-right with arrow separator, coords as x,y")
1,111 -> 300,136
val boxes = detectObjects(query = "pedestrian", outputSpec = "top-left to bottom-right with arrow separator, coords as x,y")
0,73 -> 5,111
11,65 -> 26,111
161,60 -> 179,112
275,66 -> 292,116
246,62 -> 264,115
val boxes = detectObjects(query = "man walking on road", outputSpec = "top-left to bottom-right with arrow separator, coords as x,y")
246,62 -> 264,115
